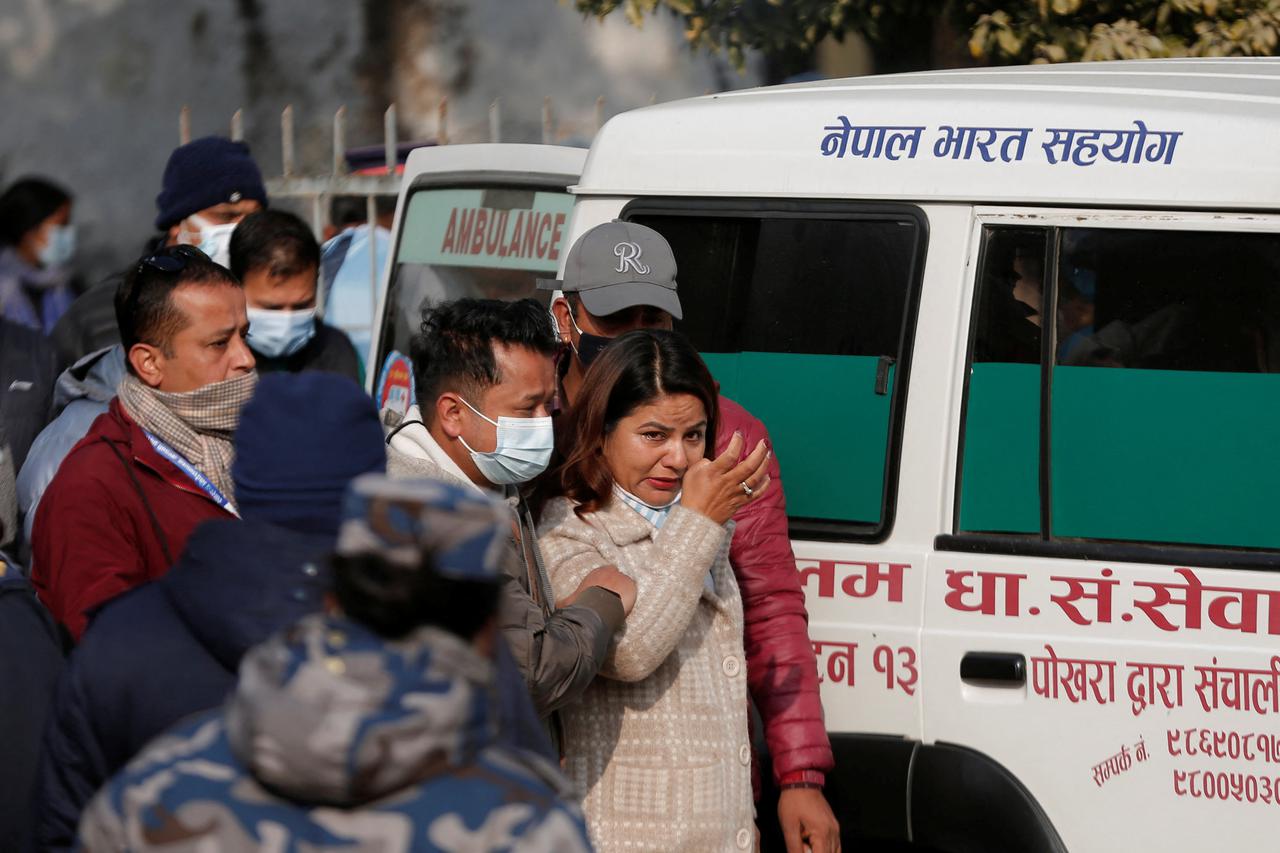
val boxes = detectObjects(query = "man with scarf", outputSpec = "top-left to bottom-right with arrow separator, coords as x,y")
31,245 -> 256,641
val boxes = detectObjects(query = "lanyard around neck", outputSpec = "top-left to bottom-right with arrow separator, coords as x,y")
143,431 -> 236,514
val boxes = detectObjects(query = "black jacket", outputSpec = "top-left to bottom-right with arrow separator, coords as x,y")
0,575 -> 64,852
49,275 -> 124,378
0,318 -> 56,473
34,518 -> 333,851
251,321 -> 363,385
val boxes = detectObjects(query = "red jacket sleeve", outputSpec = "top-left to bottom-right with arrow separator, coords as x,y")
31,461 -> 145,642
718,396 -> 834,787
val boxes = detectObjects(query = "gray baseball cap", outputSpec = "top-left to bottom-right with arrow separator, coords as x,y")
537,220 -> 682,319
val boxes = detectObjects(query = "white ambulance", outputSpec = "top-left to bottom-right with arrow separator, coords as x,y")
372,59 -> 1280,852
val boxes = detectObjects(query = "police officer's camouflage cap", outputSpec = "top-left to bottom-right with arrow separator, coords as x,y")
336,474 -> 509,582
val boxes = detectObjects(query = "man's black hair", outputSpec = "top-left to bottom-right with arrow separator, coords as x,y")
410,297 -> 558,416
331,551 -> 500,641
228,209 -> 320,281
0,177 -> 71,246
115,246 -> 240,366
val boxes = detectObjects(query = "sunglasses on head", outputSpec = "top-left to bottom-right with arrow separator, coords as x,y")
126,245 -> 212,327
135,243 -> 208,276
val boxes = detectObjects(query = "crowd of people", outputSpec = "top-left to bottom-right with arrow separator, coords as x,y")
0,138 -> 842,852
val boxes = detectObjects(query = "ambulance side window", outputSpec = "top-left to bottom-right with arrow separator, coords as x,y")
957,227 -> 1049,535
960,223 -> 1280,551
630,206 -> 923,534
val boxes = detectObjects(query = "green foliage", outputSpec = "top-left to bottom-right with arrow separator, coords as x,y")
565,0 -> 1280,68
965,0 -> 1280,63
563,0 -> 929,69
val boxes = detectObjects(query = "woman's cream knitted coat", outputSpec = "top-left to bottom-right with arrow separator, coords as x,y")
538,497 -> 755,853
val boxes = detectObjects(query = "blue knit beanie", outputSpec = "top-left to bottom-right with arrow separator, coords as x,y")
154,137 -> 268,230
232,373 -> 387,535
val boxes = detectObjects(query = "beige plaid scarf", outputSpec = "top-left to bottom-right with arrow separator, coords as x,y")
118,371 -> 259,504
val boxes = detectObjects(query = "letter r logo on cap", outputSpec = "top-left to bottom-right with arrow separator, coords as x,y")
613,241 -> 651,276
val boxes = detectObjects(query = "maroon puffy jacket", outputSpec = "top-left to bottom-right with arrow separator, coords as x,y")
31,399 -> 234,640
717,395 -> 834,789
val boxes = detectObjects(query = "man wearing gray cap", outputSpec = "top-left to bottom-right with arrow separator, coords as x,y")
542,220 -> 842,853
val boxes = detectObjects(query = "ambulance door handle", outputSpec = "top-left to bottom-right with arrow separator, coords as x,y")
960,651 -> 1026,685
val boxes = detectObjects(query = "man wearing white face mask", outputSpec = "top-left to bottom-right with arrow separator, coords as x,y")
228,210 -> 361,383
49,137 -> 266,376
384,297 -> 635,727
157,137 -> 266,268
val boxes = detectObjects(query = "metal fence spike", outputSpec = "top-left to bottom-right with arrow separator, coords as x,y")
437,97 -> 449,146
230,109 -> 243,142
489,99 -> 501,143
179,105 -> 191,145
282,105 -> 295,178
384,104 -> 397,175
333,106 -> 347,176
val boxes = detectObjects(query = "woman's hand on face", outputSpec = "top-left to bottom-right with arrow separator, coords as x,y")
680,432 -> 771,525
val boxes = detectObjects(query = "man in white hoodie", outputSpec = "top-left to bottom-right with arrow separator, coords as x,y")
385,297 -> 634,724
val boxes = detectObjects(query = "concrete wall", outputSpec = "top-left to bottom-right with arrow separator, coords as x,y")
0,0 -> 759,283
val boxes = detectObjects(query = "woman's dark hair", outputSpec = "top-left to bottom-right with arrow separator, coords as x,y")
331,551 -> 500,641
546,328 -> 719,519
0,177 -> 71,246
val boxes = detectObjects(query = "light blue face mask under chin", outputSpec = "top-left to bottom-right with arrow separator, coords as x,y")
457,397 -> 555,486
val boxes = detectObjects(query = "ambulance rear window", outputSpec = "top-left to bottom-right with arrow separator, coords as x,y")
374,186 -> 574,386
960,223 -> 1280,551
630,202 -> 925,536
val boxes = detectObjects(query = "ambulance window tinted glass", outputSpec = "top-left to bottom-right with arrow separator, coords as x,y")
374,186 -> 572,391
631,210 -> 921,530
958,227 -> 1048,535
960,224 -> 1280,551
1051,228 -> 1280,549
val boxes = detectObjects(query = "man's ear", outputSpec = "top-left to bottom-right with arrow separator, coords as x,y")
127,343 -> 166,389
550,298 -> 573,342
165,222 -> 183,248
435,393 -> 465,439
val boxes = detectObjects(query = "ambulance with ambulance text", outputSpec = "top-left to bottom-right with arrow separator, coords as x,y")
372,59 -> 1280,851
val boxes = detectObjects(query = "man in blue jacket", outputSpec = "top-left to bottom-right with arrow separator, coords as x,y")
34,372 -> 386,850
76,475 -> 590,853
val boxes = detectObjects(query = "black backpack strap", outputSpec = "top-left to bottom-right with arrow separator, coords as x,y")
99,436 -> 174,566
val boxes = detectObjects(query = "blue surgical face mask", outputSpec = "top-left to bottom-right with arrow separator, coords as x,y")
456,397 -> 554,485
246,306 -> 317,358
37,224 -> 75,268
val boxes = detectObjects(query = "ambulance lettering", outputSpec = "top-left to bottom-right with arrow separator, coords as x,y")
811,639 -> 917,697
799,559 -> 909,603
820,117 -> 1183,167
438,207 -> 568,263
1025,645 -> 1280,716
942,565 -> 1280,637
